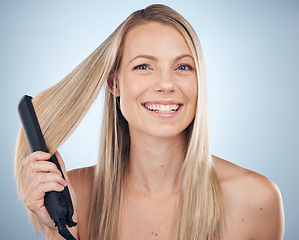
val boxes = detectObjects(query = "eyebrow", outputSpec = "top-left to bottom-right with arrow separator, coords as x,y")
129,54 -> 194,64
175,54 -> 194,61
129,55 -> 157,64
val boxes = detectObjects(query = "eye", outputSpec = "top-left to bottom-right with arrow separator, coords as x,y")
133,64 -> 150,70
176,64 -> 194,71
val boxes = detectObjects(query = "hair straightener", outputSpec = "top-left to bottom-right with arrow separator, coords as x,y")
18,95 -> 77,240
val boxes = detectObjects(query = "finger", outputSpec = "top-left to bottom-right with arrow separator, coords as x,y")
27,160 -> 62,175
24,160 -> 62,191
24,194 -> 56,230
24,172 -> 67,202
32,172 -> 67,189
25,180 -> 66,210
22,151 -> 51,169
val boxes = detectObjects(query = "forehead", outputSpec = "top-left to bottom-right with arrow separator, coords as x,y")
122,22 -> 192,59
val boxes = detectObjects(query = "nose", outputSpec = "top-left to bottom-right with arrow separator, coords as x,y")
153,70 -> 175,93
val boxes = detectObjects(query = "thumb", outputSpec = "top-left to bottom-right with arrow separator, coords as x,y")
54,151 -> 78,236
54,151 -> 70,183
54,151 -> 77,206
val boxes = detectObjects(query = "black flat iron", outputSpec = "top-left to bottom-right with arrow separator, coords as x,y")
18,95 -> 77,240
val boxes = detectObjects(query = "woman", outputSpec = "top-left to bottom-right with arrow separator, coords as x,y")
14,4 -> 284,240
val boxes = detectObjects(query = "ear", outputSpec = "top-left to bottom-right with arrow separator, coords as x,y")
107,71 -> 120,97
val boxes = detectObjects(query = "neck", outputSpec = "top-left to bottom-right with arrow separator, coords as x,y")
125,130 -> 187,197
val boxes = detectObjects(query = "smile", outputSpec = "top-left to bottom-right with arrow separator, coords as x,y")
143,103 -> 181,113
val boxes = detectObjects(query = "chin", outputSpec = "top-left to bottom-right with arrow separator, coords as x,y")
146,128 -> 187,139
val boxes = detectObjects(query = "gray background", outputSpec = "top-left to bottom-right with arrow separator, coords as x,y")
1,0 -> 298,239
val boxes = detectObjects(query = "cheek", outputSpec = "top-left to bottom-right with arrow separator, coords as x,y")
181,79 -> 198,122
117,75 -> 145,120
118,72 -> 151,103
180,78 -> 198,104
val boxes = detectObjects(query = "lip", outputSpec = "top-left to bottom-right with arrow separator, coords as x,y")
141,100 -> 183,118
142,100 -> 182,105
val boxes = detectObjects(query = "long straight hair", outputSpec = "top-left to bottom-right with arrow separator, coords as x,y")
14,4 -> 223,239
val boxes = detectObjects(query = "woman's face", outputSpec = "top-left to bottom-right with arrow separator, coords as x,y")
116,22 -> 198,139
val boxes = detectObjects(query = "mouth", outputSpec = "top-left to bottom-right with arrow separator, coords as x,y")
142,102 -> 182,114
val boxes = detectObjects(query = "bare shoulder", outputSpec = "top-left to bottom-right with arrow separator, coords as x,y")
67,164 -> 95,207
68,165 -> 95,190
67,165 -> 96,239
213,156 -> 284,240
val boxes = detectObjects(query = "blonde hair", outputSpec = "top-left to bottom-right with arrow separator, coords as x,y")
14,4 -> 223,240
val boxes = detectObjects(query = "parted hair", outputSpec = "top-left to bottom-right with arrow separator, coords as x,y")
14,4 -> 223,240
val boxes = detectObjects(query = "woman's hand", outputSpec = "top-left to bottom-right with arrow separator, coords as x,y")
22,151 -> 70,230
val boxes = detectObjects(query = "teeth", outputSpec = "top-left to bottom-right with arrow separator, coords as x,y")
144,103 -> 180,113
